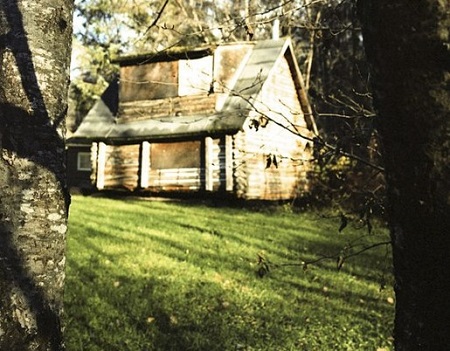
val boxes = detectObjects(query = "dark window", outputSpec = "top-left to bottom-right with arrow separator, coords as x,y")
77,152 -> 91,171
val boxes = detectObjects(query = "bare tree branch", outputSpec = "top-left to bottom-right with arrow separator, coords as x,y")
257,240 -> 392,275
143,0 -> 170,35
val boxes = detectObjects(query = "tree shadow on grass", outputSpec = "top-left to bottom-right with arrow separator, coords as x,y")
65,266 -> 253,351
66,196 -> 394,351
65,259 -> 394,351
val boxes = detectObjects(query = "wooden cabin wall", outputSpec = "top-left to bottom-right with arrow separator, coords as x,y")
235,55 -> 314,200
89,138 -> 231,193
102,144 -> 140,190
119,56 -> 216,123
139,138 -> 229,193
210,137 -> 226,191
91,142 -> 98,187
119,95 -> 216,122
233,132 -> 248,198
236,125 -> 303,200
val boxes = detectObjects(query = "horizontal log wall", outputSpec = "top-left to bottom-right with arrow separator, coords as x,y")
119,95 -> 216,122
233,133 -> 248,198
102,144 -> 140,190
211,137 -> 228,191
148,168 -> 201,190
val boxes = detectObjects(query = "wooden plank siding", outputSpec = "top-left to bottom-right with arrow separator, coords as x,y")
119,95 -> 216,122
233,55 -> 313,200
99,144 -> 140,190
119,61 -> 178,102
233,132 -> 248,199
210,136 -> 230,192
148,168 -> 201,190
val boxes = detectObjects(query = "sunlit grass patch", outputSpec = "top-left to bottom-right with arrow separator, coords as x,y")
65,195 -> 394,351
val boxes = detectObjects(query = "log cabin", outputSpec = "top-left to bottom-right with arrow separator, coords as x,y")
67,38 -> 318,200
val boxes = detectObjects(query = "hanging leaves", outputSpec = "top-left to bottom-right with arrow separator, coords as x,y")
249,118 -> 260,131
265,155 -> 278,169
265,155 -> 272,169
367,216 -> 373,234
272,155 -> 278,168
338,213 -> 348,233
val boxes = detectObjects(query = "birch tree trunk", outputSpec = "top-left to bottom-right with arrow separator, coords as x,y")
0,0 -> 73,350
359,1 -> 450,349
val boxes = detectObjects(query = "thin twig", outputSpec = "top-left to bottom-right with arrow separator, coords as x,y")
224,84 -> 385,172
278,240 -> 392,269
143,0 -> 170,36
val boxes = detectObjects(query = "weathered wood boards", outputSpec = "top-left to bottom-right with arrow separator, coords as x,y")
68,38 -> 317,200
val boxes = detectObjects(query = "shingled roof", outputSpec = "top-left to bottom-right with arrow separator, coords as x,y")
69,38 -> 316,144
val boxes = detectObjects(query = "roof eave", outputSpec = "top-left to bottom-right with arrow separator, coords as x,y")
282,39 -> 318,135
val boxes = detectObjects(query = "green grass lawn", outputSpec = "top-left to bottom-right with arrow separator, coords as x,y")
65,195 -> 394,351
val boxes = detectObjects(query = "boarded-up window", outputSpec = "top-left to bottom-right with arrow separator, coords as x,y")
120,61 -> 178,102
178,56 -> 213,96
151,141 -> 201,169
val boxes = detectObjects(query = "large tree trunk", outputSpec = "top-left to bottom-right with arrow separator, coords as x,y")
0,0 -> 73,350
358,1 -> 450,350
